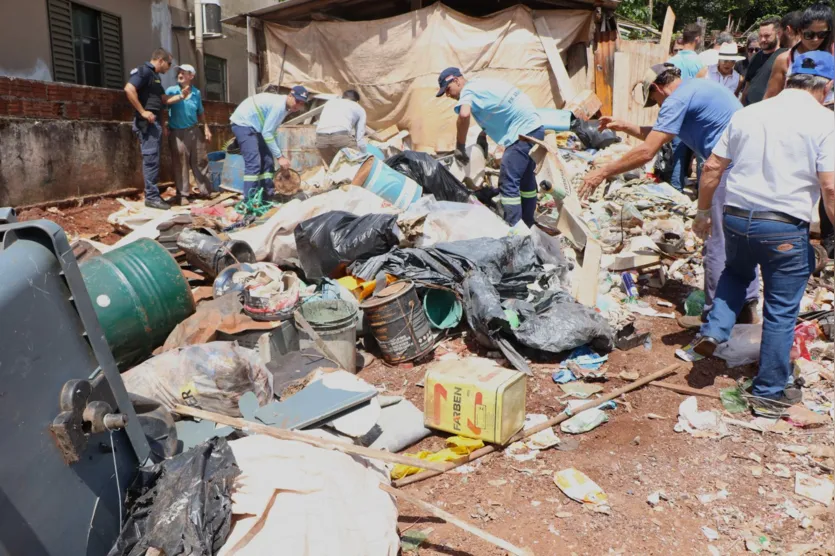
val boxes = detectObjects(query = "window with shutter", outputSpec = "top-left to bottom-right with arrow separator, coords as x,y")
47,0 -> 77,83
46,1 -> 124,88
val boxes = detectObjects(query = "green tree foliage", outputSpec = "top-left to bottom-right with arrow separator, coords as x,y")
617,0 -> 817,34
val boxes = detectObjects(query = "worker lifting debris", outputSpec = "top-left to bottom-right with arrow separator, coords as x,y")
2,1 -> 834,555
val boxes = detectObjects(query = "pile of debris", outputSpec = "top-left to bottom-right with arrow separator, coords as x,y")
37,103 -> 832,556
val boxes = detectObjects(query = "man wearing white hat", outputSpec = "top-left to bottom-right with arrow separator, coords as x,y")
165,63 -> 213,204
707,43 -> 746,95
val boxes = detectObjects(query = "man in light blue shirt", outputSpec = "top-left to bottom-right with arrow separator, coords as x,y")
229,85 -> 309,200
165,64 -> 212,204
436,67 -> 543,226
667,24 -> 708,79
665,24 -> 708,191
578,63 -> 760,329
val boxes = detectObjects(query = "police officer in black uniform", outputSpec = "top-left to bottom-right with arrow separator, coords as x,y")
124,48 -> 189,210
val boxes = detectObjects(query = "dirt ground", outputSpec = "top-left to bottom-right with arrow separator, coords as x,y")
361,288 -> 835,556
17,198 -> 835,556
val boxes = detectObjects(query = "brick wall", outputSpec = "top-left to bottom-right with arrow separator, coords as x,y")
0,76 -> 235,124
0,77 -> 237,207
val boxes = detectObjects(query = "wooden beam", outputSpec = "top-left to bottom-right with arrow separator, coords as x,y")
650,381 -> 721,399
172,404 -> 449,472
574,238 -> 602,307
380,485 -> 533,556
533,17 -> 577,105
659,7 -> 676,55
594,15 -> 617,116
284,104 -> 325,125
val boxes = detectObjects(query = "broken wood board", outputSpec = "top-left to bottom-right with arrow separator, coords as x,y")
574,238 -> 602,307
659,7 -> 676,55
613,40 -> 668,145
284,104 -> 325,126
555,202 -> 592,250
533,17 -> 576,105
566,90 -> 603,121
369,124 -> 400,142
522,134 -> 572,200
606,253 -> 662,272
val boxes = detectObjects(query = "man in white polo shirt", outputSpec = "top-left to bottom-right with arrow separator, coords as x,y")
315,89 -> 368,166
685,51 -> 835,417
707,43 -> 745,95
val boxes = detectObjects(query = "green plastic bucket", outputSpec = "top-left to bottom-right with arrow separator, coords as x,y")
80,238 -> 195,369
422,289 -> 463,329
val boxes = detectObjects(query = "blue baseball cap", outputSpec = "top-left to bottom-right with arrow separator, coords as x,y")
436,67 -> 463,97
791,51 -> 835,80
290,85 -> 310,103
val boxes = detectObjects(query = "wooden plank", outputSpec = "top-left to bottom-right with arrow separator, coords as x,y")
574,238 -> 602,307
534,17 -> 576,105
172,404 -> 450,472
380,484 -> 533,556
650,381 -> 721,399
612,51 -> 631,131
284,104 -> 324,125
659,7 -> 676,55
565,90 -> 603,121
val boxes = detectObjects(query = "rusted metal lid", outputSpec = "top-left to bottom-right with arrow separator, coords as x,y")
360,280 -> 414,308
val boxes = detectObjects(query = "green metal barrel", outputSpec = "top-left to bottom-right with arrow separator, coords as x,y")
80,238 -> 195,369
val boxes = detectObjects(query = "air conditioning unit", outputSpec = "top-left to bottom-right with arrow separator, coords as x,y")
201,0 -> 223,39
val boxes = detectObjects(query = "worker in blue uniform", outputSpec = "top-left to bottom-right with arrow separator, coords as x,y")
124,48 -> 191,210
229,85 -> 310,201
436,67 -> 544,227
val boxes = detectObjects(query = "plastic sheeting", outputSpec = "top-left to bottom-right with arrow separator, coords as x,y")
295,211 -> 400,281
108,437 -> 239,556
217,434 -> 399,556
385,152 -> 472,203
398,196 -> 511,247
263,4 -> 593,151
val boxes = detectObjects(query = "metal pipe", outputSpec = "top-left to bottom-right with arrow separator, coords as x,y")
194,0 -> 206,91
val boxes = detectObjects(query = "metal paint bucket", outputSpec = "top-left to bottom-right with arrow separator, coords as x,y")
297,299 -> 358,372
352,156 -> 422,210
360,281 -> 434,364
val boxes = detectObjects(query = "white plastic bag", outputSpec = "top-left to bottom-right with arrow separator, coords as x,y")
714,324 -> 762,368
123,341 -> 273,417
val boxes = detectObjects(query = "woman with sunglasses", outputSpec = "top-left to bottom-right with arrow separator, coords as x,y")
764,3 -> 834,103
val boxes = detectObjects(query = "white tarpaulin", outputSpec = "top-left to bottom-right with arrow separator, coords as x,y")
264,4 -> 592,151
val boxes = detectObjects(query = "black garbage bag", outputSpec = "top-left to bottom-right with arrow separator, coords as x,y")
385,151 -> 472,203
438,235 -> 539,285
571,118 -> 621,150
108,437 -> 239,556
463,270 -> 510,348
295,211 -> 399,281
350,246 -> 475,291
512,291 -> 615,354
653,141 -> 674,183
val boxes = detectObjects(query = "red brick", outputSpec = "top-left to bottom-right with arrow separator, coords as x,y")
64,103 -> 80,119
0,77 -> 11,96
99,104 -> 113,120
47,84 -> 74,102
71,87 -> 87,102
30,81 -> 48,100
7,99 -> 22,116
0,99 -> 7,115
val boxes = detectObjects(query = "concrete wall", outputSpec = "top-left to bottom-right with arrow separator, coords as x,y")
0,77 -> 236,207
0,0 -> 170,85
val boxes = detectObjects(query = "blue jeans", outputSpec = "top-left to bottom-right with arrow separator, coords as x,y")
703,172 -> 760,314
133,119 -> 162,201
232,124 -> 275,200
670,136 -> 693,191
700,212 -> 814,399
499,126 -> 544,227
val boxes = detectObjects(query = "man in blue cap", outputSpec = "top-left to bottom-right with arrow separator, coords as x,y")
579,63 -> 761,331
436,67 -> 543,227
686,51 -> 835,417
229,85 -> 309,201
